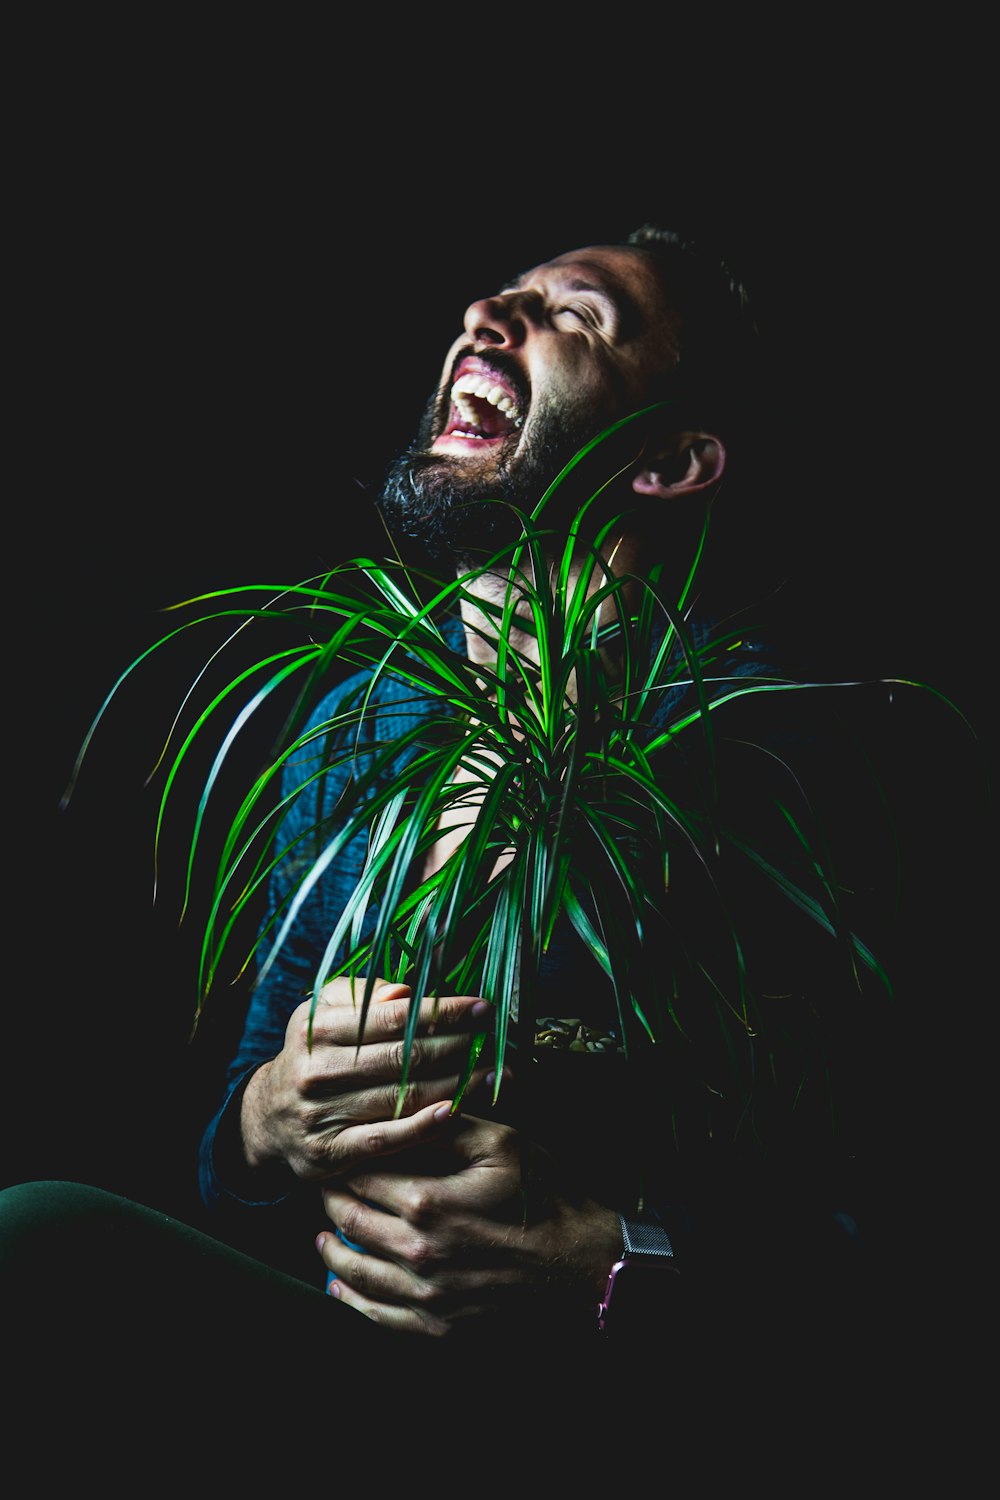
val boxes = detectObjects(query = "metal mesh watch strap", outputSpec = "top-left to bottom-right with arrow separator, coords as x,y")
620,1214 -> 675,1259
597,1214 -> 679,1333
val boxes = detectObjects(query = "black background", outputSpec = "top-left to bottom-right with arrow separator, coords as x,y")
9,26 -> 990,1236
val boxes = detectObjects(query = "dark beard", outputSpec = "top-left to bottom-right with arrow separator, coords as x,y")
375,394 -> 610,569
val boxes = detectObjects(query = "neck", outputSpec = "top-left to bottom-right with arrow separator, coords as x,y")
457,530 -> 646,695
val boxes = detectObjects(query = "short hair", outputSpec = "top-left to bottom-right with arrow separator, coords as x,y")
616,224 -> 789,612
621,223 -> 764,459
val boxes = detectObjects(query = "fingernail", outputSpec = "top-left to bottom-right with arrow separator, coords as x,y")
315,1233 -> 328,1253
470,1000 -> 492,1020
433,1102 -> 454,1120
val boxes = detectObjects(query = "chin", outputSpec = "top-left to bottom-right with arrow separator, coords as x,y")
375,402 -> 610,566
376,449 -> 527,566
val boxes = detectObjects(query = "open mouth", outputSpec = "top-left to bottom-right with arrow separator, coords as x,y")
433,358 -> 526,449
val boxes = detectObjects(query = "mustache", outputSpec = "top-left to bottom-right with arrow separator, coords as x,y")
418,346 -> 532,445
446,345 -> 530,407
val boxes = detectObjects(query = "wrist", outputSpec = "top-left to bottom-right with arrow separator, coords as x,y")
597,1213 -> 680,1336
240,1061 -> 282,1170
233,1065 -> 297,1195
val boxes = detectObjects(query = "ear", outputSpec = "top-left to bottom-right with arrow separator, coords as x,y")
631,432 -> 727,500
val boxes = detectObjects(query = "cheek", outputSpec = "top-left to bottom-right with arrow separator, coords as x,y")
565,340 -> 651,412
543,358 -> 612,415
416,387 -> 445,447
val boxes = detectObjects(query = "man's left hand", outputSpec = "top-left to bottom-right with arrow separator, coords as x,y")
315,1111 -> 620,1338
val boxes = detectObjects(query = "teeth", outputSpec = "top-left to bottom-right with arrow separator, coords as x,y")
452,391 -> 481,426
450,371 -> 523,427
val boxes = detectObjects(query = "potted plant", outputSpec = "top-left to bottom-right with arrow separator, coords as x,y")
63,411 -> 905,1148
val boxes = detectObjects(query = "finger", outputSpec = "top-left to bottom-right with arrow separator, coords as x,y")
319,1262 -> 449,1337
314,1222 -> 445,1333
322,1098 -> 458,1175
313,982 -> 491,1044
285,1010 -> 491,1094
359,1061 -> 496,1122
325,1173 -> 410,1224
316,977 -> 409,1010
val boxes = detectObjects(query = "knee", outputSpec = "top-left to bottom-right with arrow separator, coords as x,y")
0,1180 -> 121,1273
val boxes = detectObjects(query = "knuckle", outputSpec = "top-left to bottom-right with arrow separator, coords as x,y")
289,1011 -> 314,1051
338,1200 -> 365,1244
387,1037 -> 423,1073
350,1120 -> 394,1159
403,1182 -> 437,1229
405,1233 -> 437,1280
375,1080 -> 415,1121
374,997 -> 411,1035
346,1252 -> 376,1295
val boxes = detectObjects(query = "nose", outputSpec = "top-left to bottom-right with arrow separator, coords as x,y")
462,290 -> 537,349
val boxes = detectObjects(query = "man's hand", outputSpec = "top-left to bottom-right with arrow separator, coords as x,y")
240,977 -> 492,1182
315,1112 -> 621,1338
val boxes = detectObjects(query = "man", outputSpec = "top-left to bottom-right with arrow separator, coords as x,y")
3,225 -> 901,1421
196,226 -> 877,1355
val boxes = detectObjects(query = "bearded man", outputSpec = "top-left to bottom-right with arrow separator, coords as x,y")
4,226 -> 907,1434
196,225 -> 877,1352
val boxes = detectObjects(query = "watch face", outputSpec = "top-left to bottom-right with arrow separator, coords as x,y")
598,1256 -> 680,1334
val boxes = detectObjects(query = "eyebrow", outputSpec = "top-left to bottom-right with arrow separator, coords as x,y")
500,268 -> 633,328
502,271 -> 619,302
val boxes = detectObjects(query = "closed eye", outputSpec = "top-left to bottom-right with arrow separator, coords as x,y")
555,303 -> 598,327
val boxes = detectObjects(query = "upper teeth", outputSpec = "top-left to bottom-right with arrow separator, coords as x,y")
450,371 -> 523,428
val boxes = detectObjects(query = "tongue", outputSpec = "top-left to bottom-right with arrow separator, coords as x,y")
478,400 -> 513,437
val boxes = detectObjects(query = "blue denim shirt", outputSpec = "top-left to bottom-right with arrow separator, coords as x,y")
197,608 -> 864,1291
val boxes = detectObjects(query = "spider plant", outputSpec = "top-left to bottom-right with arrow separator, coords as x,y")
63,408 -> 899,1128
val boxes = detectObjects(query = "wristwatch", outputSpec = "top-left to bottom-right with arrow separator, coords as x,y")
597,1214 -> 680,1334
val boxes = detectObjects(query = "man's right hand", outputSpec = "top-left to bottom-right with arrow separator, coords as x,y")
239,977 -> 492,1183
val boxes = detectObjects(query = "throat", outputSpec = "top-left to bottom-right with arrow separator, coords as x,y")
420,758 -> 514,884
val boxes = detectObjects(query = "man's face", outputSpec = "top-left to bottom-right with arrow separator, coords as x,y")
378,244 -> 681,562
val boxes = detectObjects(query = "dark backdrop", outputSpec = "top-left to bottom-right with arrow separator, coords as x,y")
10,37 -> 989,1236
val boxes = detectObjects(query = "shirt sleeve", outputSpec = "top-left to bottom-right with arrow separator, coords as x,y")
195,652 -> 442,1233
196,669 -> 376,1222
